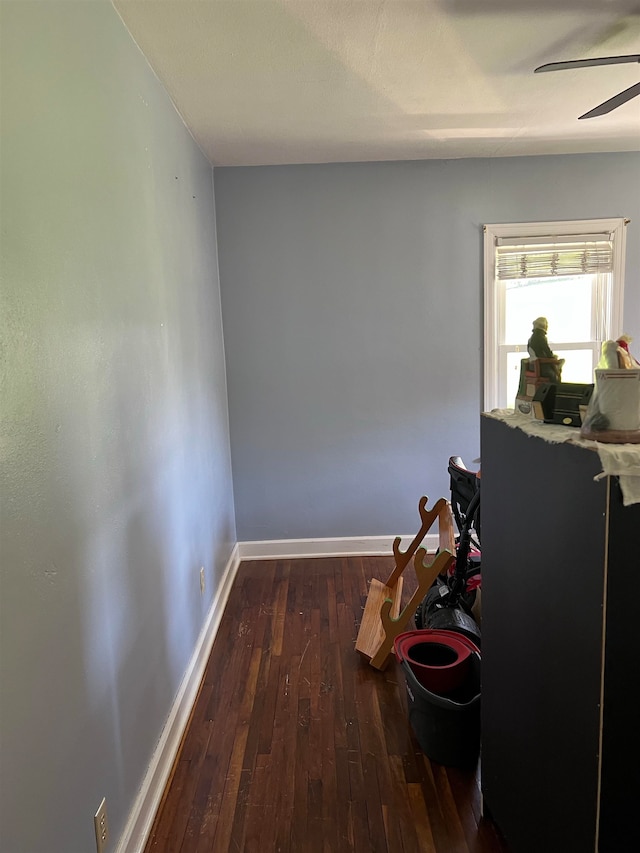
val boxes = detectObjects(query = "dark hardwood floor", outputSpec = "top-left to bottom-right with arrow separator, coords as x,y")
145,557 -> 508,852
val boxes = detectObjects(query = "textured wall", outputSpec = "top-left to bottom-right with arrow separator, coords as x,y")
215,153 -> 640,540
0,2 -> 235,850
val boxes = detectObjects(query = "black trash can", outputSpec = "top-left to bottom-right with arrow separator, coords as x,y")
395,630 -> 481,768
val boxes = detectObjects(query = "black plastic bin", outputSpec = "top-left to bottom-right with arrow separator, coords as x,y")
396,630 -> 481,768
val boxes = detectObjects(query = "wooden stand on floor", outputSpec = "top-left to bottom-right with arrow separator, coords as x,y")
355,496 -> 456,671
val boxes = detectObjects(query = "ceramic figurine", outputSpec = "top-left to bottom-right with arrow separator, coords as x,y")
616,335 -> 640,368
598,336 -> 640,370
527,317 -> 563,382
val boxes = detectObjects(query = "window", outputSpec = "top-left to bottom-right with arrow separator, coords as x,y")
484,219 -> 627,411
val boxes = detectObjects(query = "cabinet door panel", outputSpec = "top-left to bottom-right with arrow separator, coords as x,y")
598,479 -> 640,852
481,417 -> 606,853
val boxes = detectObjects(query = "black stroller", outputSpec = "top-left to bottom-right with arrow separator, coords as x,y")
414,456 -> 482,646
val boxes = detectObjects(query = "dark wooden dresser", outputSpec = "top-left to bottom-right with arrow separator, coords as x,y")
480,413 -> 640,853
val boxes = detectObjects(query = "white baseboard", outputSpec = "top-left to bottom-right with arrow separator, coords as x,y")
115,544 -> 241,853
238,534 -> 439,560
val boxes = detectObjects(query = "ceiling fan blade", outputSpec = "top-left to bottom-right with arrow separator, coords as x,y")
535,54 -> 640,73
578,82 -> 640,119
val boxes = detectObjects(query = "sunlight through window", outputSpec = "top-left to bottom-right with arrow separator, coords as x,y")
484,220 -> 627,411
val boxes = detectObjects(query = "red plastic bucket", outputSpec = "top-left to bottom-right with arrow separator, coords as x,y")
394,629 -> 479,695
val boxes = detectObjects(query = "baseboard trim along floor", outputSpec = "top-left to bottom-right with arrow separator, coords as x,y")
238,534 -> 439,560
115,544 -> 241,853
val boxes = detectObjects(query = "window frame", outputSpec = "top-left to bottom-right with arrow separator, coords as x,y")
483,218 -> 627,412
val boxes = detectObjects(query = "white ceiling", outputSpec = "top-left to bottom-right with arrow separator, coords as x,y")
114,0 -> 640,166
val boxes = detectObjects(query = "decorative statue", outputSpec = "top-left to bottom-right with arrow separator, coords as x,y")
615,335 -> 640,368
527,317 -> 563,382
598,335 -> 640,370
598,340 -> 621,369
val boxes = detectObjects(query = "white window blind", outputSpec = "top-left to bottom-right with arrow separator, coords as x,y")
495,234 -> 613,280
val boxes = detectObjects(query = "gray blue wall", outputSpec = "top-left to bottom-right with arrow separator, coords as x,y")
2,2 -> 639,851
0,2 -> 235,851
215,154 -> 640,541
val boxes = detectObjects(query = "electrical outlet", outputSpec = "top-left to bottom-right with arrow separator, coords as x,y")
200,567 -> 205,594
94,797 -> 109,853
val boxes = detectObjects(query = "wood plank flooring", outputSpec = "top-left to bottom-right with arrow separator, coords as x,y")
145,557 -> 508,852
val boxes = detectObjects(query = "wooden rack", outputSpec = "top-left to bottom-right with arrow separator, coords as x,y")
355,496 -> 456,670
